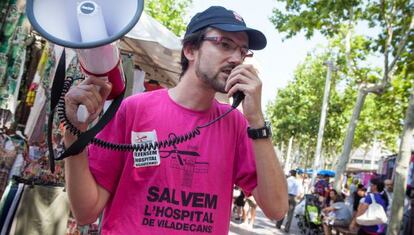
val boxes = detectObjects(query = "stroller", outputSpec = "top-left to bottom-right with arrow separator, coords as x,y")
296,194 -> 323,235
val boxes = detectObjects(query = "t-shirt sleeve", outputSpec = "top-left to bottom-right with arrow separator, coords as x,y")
363,194 -> 372,204
233,117 -> 257,197
88,101 -> 128,194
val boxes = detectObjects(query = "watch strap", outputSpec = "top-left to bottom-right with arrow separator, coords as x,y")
247,121 -> 272,139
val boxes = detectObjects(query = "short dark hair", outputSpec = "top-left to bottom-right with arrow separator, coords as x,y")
370,177 -> 385,192
370,177 -> 389,206
335,194 -> 345,202
179,27 -> 210,78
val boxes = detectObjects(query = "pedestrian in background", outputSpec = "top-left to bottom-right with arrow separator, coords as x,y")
350,178 -> 389,235
322,194 -> 353,235
384,179 -> 393,217
276,169 -> 303,232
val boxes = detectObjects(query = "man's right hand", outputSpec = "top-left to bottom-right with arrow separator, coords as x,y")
64,76 -> 112,132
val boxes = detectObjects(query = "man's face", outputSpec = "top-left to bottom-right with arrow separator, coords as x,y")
194,28 -> 249,93
384,180 -> 393,192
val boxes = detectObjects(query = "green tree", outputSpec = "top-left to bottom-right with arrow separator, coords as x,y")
144,0 -> 192,36
270,1 -> 413,233
267,50 -> 350,169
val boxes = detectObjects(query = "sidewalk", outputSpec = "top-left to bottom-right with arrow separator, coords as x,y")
229,207 -> 300,235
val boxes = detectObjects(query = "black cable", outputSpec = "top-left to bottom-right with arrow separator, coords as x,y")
56,77 -> 238,154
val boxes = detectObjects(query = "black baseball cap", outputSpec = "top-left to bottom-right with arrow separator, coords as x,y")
185,6 -> 267,50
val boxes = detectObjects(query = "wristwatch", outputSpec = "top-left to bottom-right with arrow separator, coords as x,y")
247,121 -> 272,139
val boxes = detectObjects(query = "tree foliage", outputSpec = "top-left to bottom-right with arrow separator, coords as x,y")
269,1 -> 413,232
144,0 -> 192,36
269,0 -> 413,162
266,49 -> 350,166
270,0 -> 364,39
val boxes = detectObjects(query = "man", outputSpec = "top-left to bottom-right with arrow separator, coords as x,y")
276,169 -> 303,232
384,179 -> 393,217
63,6 -> 288,234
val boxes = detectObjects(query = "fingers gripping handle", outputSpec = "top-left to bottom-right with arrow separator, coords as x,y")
76,83 -> 101,123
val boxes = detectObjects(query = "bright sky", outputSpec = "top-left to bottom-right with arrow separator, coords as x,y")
188,0 -> 328,111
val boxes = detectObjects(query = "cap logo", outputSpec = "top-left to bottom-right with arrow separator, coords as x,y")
232,11 -> 244,22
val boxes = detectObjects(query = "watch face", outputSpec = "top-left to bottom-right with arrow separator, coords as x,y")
265,121 -> 272,136
248,122 -> 272,139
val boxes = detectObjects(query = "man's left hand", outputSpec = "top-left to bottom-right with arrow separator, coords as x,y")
225,64 -> 264,128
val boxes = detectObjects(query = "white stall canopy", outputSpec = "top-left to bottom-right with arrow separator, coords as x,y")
121,12 -> 182,88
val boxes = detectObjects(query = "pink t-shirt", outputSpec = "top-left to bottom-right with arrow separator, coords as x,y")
88,89 -> 257,234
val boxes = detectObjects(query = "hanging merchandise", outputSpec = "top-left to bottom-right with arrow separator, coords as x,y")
0,1 -> 11,30
132,68 -> 145,94
0,183 -> 24,235
20,154 -> 65,186
0,140 -> 16,199
0,135 -> 67,235
23,44 -> 59,143
14,39 -> 44,128
8,184 -> 70,235
0,0 -> 21,55
0,53 -> 7,84
144,79 -> 163,91
0,26 -> 28,114
121,53 -> 135,97
0,0 -> 30,130
0,130 -> 27,199
0,110 -> 12,131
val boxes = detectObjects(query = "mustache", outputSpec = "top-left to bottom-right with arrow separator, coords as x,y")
220,65 -> 236,72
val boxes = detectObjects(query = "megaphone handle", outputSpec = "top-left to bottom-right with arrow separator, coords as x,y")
77,104 -> 89,123
77,96 -> 112,123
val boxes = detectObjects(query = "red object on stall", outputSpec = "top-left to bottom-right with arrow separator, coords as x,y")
144,80 -> 163,91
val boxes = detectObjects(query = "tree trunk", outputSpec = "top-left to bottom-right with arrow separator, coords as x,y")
333,86 -> 367,190
284,136 -> 294,175
387,88 -> 414,235
303,143 -> 313,194
311,60 -> 334,185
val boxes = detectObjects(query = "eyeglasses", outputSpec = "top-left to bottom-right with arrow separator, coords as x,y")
202,36 -> 253,59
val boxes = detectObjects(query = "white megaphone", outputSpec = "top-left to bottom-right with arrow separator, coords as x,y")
26,0 -> 144,122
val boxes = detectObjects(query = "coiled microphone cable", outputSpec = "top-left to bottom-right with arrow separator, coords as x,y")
56,77 -> 242,153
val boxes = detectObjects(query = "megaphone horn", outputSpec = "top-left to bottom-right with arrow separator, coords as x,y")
26,0 -> 144,48
26,0 -> 144,121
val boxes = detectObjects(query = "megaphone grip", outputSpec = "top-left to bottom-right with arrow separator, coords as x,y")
77,105 -> 89,123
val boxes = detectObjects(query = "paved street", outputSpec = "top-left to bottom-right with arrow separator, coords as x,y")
229,207 -> 300,235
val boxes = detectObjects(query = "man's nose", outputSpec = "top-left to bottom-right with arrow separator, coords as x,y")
228,49 -> 243,64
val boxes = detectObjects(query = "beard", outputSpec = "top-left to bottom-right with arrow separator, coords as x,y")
196,68 -> 226,93
194,55 -> 232,93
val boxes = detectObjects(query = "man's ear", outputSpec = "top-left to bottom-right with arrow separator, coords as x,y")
183,45 -> 196,61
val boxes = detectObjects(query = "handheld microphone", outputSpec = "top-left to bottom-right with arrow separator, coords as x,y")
232,91 -> 245,108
